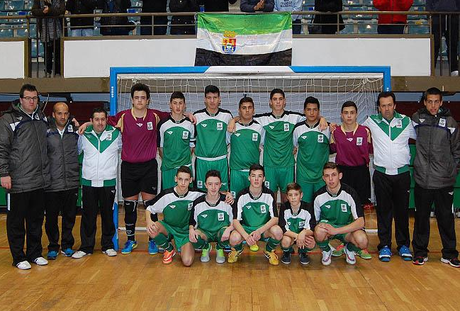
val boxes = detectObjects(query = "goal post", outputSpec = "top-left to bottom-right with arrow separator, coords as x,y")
110,65 -> 391,249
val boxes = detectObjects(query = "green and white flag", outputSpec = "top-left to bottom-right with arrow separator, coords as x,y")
195,13 -> 292,66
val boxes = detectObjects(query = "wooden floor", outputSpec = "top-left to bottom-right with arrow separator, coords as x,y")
1,209 -> 460,311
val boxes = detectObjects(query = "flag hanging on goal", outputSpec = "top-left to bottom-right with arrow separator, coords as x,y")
195,13 -> 292,66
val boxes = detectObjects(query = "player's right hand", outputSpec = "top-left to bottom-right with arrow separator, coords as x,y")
0,176 -> 11,190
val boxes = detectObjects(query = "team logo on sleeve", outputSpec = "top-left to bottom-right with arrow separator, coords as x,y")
341,204 -> 347,212
197,181 -> 203,188
218,212 -> 224,221
147,122 -> 153,130
284,123 -> 290,131
264,181 -> 270,188
317,135 -> 323,143
182,131 -> 189,139
356,137 -> 363,146
252,133 -> 258,141
260,205 -> 267,213
439,118 -> 446,127
217,122 -> 223,131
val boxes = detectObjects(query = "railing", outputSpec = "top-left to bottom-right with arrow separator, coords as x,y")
0,11 -> 458,77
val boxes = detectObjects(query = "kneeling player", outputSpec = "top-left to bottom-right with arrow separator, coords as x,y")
189,170 -> 234,264
314,162 -> 368,266
229,164 -> 283,265
279,183 -> 316,265
145,166 -> 204,266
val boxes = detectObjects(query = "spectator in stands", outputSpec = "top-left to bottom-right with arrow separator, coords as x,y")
274,0 -> 303,34
97,0 -> 133,36
312,0 -> 344,34
32,0 -> 65,77
0,84 -> 50,270
374,0 -> 413,34
66,0 -> 97,37
240,0 -> 274,12
169,0 -> 199,35
140,0 -> 168,35
199,0 -> 237,12
427,0 -> 459,76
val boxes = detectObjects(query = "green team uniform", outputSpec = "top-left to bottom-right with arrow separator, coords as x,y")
233,186 -> 280,252
194,108 -> 232,191
254,111 -> 304,193
158,116 -> 195,190
146,187 -> 204,251
313,184 -> 364,252
279,201 -> 316,253
189,194 -> 233,250
228,120 -> 264,197
293,121 -> 330,203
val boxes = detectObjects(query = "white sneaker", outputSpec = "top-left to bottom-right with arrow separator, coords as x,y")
72,250 -> 89,259
321,249 -> 332,266
451,70 -> 459,77
33,257 -> 48,266
102,249 -> 117,257
344,245 -> 356,265
16,260 -> 31,270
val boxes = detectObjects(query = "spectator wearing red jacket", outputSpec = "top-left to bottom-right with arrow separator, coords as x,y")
374,0 -> 413,34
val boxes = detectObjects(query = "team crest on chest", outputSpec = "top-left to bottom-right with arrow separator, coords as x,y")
439,118 -> 446,127
283,123 -> 290,131
260,204 -> 267,213
217,122 -> 223,131
395,119 -> 402,129
182,131 -> 189,139
252,133 -> 258,141
299,221 -> 305,228
218,212 -> 224,221
341,204 -> 347,212
67,125 -> 74,132
105,133 -> 112,141
356,137 -> 363,146
317,135 -> 324,143
188,202 -> 193,210
147,122 -> 153,130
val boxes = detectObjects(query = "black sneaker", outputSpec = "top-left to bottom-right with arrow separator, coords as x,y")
441,257 -> 460,268
412,256 -> 428,266
299,253 -> 310,265
281,251 -> 291,265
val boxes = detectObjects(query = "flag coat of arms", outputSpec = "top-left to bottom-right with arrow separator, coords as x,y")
195,13 -> 292,66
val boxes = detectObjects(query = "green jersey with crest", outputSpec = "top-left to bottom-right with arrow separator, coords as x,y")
228,120 -> 264,170
158,116 -> 195,170
313,184 -> 363,226
146,187 -> 204,229
194,108 -> 233,159
279,201 -> 316,234
254,111 -> 304,168
189,194 -> 233,232
293,121 -> 330,183
234,186 -> 278,227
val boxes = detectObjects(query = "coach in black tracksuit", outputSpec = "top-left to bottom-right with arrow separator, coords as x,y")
412,87 -> 460,267
45,103 -> 80,259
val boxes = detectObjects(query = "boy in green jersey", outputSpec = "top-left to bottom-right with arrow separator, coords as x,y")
228,164 -> 283,265
279,183 -> 316,265
189,170 -> 234,264
158,91 -> 195,190
314,162 -> 368,266
145,166 -> 204,266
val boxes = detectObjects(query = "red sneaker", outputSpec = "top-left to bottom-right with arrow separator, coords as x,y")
162,249 -> 176,264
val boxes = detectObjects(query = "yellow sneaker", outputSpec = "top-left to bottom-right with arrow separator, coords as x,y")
264,250 -> 279,266
249,243 -> 259,252
228,249 -> 242,263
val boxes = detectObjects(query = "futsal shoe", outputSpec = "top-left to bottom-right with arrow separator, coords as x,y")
72,250 -> 90,259
321,249 -> 332,266
33,257 -> 49,266
332,243 -> 345,257
148,240 -> 159,255
121,240 -> 138,254
344,245 -> 356,265
227,249 -> 242,263
412,256 -> 428,266
103,249 -> 117,257
201,244 -> 212,263
441,257 -> 460,268
378,246 -> 391,262
249,243 -> 259,252
398,245 -> 412,261
281,251 -> 291,265
216,249 -> 226,264
163,249 -> 176,264
61,248 -> 75,257
16,261 -> 31,270
357,249 -> 372,260
47,250 -> 58,260
299,253 -> 310,265
264,250 -> 279,266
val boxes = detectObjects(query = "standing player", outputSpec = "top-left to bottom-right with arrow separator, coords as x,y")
314,162 -> 368,266
158,91 -> 195,190
411,87 -> 460,267
279,183 -> 316,265
228,164 -> 283,265
293,96 -> 330,204
189,170 -> 234,264
194,85 -> 232,191
228,96 -> 264,197
144,166 -> 204,266
363,91 -> 416,262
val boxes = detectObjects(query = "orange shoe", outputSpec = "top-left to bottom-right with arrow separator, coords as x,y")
162,249 -> 176,264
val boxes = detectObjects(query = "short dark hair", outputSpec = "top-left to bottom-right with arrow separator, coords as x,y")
239,96 -> 254,109
286,182 -> 302,194
304,96 -> 320,110
270,88 -> 285,100
20,84 -> 38,98
131,83 -> 150,99
91,107 -> 108,119
341,101 -> 357,113
205,85 -> 220,96
205,169 -> 221,182
377,91 -> 396,107
323,162 -> 341,173
170,91 -> 185,103
176,165 -> 192,177
249,163 -> 265,176
424,87 -> 443,101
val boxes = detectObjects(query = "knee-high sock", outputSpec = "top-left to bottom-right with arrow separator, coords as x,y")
192,235 -> 208,250
266,238 -> 280,252
124,200 -> 138,241
317,239 -> 331,252
152,233 -> 173,252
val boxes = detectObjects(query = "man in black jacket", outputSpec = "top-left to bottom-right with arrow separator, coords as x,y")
66,0 -> 97,37
412,87 -> 460,267
0,84 -> 50,270
45,102 -> 80,260
200,0 -> 237,11
140,0 -> 168,35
